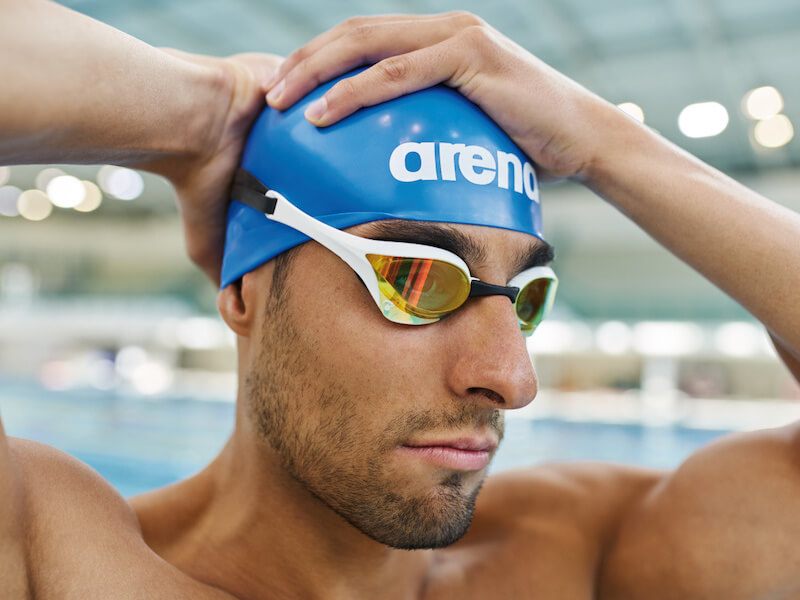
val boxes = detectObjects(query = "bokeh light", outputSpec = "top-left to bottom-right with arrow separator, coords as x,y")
74,180 -> 103,212
0,185 -> 22,217
678,102 -> 729,138
633,322 -> 705,356
46,175 -> 86,208
714,322 -> 763,358
743,86 -> 784,120
0,166 -> 10,186
617,102 -> 645,123
596,321 -> 633,355
35,167 -> 66,192
753,114 -> 794,148
17,189 -> 53,221
97,165 -> 144,200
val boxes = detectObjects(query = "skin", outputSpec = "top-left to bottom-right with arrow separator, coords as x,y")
2,6 -> 800,600
0,0 -> 280,283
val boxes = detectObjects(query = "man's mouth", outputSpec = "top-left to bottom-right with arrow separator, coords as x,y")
397,436 -> 497,472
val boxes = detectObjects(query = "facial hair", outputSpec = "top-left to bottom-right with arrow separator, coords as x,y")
245,279 -> 503,550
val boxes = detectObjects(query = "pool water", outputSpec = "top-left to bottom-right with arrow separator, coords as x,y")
0,380 -> 729,497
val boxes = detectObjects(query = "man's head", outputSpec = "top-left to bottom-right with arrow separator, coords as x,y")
218,73 -> 554,549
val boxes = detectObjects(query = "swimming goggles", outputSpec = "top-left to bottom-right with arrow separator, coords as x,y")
231,170 -> 558,335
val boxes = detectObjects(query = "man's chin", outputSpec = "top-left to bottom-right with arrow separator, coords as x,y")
339,475 -> 485,551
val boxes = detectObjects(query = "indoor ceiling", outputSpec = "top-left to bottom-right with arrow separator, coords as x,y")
61,0 -> 800,173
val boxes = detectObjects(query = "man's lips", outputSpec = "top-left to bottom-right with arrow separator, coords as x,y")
397,437 -> 497,471
405,437 -> 497,452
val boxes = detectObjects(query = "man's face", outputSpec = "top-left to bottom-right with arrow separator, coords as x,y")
242,221 -> 545,549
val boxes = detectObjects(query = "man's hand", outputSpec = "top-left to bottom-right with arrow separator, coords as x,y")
141,50 -> 282,285
263,12 -> 620,182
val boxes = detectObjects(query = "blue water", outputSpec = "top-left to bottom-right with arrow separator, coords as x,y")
0,380 -> 729,497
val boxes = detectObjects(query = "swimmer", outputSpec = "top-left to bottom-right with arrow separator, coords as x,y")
3,6 -> 800,600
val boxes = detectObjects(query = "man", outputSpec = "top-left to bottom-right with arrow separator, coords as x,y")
2,6 -> 800,600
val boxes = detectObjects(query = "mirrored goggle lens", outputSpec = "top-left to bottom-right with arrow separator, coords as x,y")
515,276 -> 557,334
366,254 -> 471,320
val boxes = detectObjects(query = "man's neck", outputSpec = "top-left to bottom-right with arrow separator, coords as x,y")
133,427 -> 434,600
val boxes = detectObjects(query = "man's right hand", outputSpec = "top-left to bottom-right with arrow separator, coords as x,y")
138,50 -> 282,285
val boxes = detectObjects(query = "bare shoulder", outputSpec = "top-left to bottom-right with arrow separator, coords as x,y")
600,423 -> 800,600
10,437 -> 234,600
0,419 -> 29,599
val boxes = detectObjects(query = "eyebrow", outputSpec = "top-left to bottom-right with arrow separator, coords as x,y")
361,219 -> 555,276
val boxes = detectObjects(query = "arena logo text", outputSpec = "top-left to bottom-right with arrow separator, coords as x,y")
388,141 -> 539,203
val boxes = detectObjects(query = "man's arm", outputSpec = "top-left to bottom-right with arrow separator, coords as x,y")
264,13 -> 800,376
770,333 -> 800,382
0,0 -> 281,282
599,423 -> 800,600
0,416 -> 30,599
0,0 -> 223,166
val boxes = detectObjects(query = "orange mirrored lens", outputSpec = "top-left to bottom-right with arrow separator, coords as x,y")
367,254 -> 470,319
516,277 -> 556,331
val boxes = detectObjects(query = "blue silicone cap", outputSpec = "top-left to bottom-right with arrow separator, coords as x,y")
221,69 -> 545,288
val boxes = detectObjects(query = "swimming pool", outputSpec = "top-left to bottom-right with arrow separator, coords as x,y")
0,379 -> 729,497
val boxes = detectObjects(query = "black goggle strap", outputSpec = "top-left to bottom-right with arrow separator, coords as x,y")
469,280 -> 520,302
231,169 -> 277,215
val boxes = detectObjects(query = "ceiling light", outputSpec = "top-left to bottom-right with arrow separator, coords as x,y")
17,189 -> 53,221
46,175 -> 86,208
753,114 -> 794,148
35,167 -> 66,192
743,86 -> 783,120
617,102 -> 645,123
596,321 -> 633,355
97,165 -> 144,200
678,102 -> 729,138
633,322 -> 705,356
713,322 -> 762,357
74,180 -> 103,212
0,186 -> 22,217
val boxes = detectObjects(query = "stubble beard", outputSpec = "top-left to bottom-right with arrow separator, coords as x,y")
245,277 -> 503,550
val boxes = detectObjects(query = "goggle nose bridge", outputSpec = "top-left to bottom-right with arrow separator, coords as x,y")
468,280 -> 520,303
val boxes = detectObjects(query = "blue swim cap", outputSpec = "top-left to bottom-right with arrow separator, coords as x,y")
221,69 -> 544,288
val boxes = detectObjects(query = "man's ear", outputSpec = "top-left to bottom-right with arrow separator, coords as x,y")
217,277 -> 259,337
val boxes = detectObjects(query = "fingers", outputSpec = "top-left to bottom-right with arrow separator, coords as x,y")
301,39 -> 468,126
266,12 -> 485,110
269,14 -> 415,84
270,13 -> 470,84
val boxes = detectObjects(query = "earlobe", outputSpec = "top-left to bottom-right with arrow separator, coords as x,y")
217,279 -> 255,337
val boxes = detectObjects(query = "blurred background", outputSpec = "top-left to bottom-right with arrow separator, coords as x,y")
2,0 -> 799,496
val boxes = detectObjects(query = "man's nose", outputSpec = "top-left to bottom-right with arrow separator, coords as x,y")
443,294 -> 539,410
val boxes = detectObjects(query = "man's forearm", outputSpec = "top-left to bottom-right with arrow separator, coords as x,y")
585,110 -> 800,361
0,0 -> 229,166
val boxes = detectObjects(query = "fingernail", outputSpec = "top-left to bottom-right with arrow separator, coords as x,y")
266,79 -> 285,104
305,96 -> 327,122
